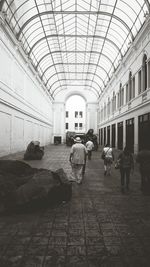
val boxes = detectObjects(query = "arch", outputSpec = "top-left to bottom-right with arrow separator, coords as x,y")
50,84 -> 100,98
65,91 -> 87,103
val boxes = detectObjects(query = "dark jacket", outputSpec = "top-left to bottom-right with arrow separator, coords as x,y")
118,152 -> 134,169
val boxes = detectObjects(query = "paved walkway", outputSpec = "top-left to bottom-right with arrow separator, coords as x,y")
0,145 -> 150,267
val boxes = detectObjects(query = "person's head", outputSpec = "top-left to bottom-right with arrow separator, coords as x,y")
74,137 -> 82,143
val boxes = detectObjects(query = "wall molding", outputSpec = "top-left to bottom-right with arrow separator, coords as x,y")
0,97 -> 52,127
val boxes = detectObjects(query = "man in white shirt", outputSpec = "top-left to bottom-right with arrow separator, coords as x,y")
86,139 -> 94,160
69,137 -> 87,184
102,144 -> 114,176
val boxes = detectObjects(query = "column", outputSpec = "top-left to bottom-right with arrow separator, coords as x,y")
110,124 -> 112,147
123,119 -> 126,149
134,116 -> 139,154
115,123 -> 118,149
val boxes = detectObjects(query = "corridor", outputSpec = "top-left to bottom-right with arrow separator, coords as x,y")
0,145 -> 150,267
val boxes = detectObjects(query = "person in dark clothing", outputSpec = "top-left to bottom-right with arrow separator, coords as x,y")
118,147 -> 134,193
136,149 -> 150,191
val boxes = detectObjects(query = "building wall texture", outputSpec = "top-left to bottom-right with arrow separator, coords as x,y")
98,18 -> 150,154
0,23 -> 53,156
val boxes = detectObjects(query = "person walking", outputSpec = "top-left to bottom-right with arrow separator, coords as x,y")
85,139 -> 94,160
102,144 -> 114,176
136,149 -> 150,192
118,146 -> 134,193
69,137 -> 87,184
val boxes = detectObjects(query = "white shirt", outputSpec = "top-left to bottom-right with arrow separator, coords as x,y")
86,140 -> 94,151
103,147 -> 113,158
70,143 -> 87,164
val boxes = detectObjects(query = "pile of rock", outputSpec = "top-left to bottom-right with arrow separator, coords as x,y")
24,141 -> 44,160
0,160 -> 72,213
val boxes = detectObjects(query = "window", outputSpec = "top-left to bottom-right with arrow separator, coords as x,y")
129,72 -> 132,101
104,103 -> 106,120
107,97 -> 110,116
79,111 -> 83,118
117,92 -> 120,108
121,87 -> 124,106
75,111 -> 78,118
142,54 -> 147,91
126,83 -> 129,103
138,70 -> 142,94
66,123 -> 68,130
66,111 -> 69,118
79,123 -> 83,130
75,123 -> 78,130
132,76 -> 135,98
114,95 -> 116,112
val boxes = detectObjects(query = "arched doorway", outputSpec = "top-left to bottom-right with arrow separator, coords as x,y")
65,95 -> 86,134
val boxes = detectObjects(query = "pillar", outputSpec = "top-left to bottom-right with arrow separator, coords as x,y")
115,123 -> 118,149
110,124 -> 112,147
123,120 -> 126,149
134,116 -> 139,154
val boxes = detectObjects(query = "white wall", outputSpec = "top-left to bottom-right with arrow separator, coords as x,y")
53,102 -> 65,143
86,103 -> 98,134
0,22 -> 53,156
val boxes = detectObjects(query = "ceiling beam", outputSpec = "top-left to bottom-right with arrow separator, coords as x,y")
33,50 -> 115,69
51,84 -> 100,98
41,62 -> 109,80
17,11 -> 134,40
29,35 -> 122,58
49,78 -> 102,93
45,71 -> 105,87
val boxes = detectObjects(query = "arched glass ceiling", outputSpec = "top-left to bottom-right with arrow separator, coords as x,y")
1,0 -> 150,99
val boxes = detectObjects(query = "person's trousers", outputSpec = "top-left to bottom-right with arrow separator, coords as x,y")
120,168 -> 131,189
87,150 -> 92,160
70,164 -> 84,183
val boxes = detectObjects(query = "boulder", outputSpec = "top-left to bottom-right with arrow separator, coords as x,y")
24,141 -> 44,160
0,161 -> 72,213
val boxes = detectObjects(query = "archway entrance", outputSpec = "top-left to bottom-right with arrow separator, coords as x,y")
65,95 -> 86,135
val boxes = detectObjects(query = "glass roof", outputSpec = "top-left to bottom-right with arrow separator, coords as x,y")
1,0 -> 150,99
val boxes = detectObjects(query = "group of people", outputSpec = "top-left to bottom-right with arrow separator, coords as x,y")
101,144 -> 134,192
69,138 -> 150,193
101,144 -> 150,193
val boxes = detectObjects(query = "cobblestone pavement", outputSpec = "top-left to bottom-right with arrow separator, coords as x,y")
0,145 -> 150,267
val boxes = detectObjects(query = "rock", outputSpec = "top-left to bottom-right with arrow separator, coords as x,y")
0,160 -> 72,213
